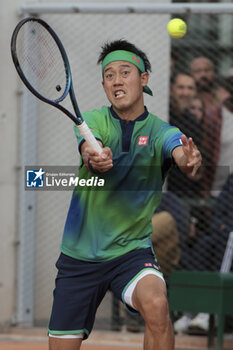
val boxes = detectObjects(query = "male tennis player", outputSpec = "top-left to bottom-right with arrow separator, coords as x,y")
48,40 -> 202,350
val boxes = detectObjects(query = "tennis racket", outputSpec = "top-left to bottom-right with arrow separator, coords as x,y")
11,17 -> 102,154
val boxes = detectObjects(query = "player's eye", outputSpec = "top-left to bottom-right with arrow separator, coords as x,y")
105,73 -> 114,80
122,70 -> 130,76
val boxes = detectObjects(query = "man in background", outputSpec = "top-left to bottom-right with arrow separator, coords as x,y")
168,72 -> 201,198
190,57 -> 229,111
190,57 -> 229,197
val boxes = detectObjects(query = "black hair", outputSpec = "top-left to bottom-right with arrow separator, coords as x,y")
97,39 -> 152,73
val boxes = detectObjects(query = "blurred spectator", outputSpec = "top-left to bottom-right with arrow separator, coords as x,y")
153,192 -> 189,278
187,95 -> 205,162
208,172 -> 233,271
189,57 -> 229,111
173,91 -> 217,275
186,96 -> 211,239
151,214 -> 180,279
174,173 -> 233,334
168,73 -> 203,198
211,76 -> 233,197
188,95 -> 205,122
170,72 -> 196,118
189,57 -> 230,197
156,191 -> 189,241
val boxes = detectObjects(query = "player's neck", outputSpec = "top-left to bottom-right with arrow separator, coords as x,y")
113,103 -> 145,122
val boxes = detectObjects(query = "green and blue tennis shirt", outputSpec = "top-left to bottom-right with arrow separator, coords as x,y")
61,106 -> 183,262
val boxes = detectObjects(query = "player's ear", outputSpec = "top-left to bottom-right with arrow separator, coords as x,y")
141,72 -> 149,88
102,80 -> 106,91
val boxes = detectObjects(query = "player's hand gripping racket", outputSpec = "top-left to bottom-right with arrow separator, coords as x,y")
11,17 -> 102,154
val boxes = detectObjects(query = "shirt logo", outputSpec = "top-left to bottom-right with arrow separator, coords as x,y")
138,136 -> 149,146
144,263 -> 152,267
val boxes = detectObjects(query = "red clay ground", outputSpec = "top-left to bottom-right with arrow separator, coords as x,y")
0,328 -> 233,350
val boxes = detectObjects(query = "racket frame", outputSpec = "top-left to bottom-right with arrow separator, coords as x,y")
11,17 -> 83,125
11,17 -> 102,153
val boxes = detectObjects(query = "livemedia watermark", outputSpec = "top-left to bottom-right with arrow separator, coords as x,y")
25,166 -> 105,191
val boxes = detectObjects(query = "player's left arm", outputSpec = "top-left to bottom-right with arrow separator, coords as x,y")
172,134 -> 202,176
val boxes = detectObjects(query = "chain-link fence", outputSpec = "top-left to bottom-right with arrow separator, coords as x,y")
16,3 -> 233,331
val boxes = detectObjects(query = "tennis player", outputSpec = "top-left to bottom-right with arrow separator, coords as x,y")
48,40 -> 202,350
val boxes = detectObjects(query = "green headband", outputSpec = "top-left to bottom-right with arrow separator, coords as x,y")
102,50 -> 153,96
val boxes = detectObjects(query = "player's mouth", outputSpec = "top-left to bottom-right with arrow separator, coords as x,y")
114,90 -> 126,99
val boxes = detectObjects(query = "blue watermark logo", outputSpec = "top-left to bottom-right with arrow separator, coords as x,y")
26,168 -> 45,188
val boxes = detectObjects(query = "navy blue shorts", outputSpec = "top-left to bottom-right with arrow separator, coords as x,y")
48,247 -> 163,339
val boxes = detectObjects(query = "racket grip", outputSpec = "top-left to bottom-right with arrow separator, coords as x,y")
78,121 -> 102,154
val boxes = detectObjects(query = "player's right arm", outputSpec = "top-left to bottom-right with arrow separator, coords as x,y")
80,141 -> 113,173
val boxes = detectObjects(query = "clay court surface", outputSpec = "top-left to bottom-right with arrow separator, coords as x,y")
0,328 -> 233,350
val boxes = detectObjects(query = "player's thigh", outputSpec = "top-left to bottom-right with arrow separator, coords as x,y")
132,274 -> 168,317
49,253 -> 108,339
110,247 -> 164,313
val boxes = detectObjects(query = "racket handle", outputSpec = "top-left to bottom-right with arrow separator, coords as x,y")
78,121 -> 102,154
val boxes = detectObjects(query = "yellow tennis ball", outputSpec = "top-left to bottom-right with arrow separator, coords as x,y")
167,18 -> 187,39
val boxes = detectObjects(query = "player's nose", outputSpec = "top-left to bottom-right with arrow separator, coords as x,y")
113,73 -> 123,85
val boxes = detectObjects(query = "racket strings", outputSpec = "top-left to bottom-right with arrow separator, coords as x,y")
16,21 -> 68,101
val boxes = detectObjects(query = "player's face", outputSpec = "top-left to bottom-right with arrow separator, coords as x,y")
171,74 -> 196,111
102,61 -> 148,117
